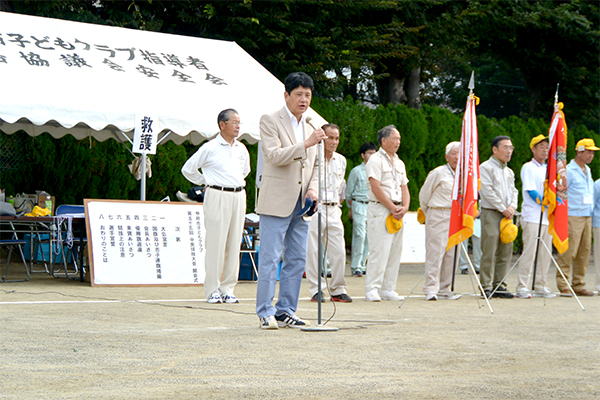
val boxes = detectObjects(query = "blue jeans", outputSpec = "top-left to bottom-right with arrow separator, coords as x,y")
256,197 -> 310,319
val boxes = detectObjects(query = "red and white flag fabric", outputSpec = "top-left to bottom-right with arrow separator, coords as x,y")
447,94 -> 480,250
543,102 -> 568,254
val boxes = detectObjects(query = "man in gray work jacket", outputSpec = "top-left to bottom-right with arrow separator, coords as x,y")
479,136 -> 519,299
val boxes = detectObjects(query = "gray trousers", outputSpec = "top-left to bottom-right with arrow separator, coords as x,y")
480,208 -> 513,291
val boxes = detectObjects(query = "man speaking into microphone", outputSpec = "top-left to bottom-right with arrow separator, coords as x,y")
255,72 -> 327,330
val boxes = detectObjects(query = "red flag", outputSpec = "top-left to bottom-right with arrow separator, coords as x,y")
447,94 -> 480,250
543,102 -> 568,253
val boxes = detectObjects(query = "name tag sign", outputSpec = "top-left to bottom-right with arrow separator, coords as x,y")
85,199 -> 205,286
133,114 -> 159,155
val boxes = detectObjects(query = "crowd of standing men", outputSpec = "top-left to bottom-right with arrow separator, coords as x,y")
181,71 -> 600,330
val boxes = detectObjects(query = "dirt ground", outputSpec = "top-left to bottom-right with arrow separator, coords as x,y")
0,259 -> 598,400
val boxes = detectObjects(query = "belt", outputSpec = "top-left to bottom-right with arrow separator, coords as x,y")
430,207 -> 451,210
352,199 -> 369,204
370,200 -> 403,206
322,202 -> 338,206
208,185 -> 244,192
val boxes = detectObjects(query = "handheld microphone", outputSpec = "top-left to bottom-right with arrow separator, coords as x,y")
306,117 -> 324,144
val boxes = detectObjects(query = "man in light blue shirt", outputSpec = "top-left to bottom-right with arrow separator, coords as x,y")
593,178 -> 600,293
345,142 -> 377,277
556,138 -> 599,296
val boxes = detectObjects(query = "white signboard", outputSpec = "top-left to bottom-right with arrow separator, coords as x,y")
133,114 -> 159,154
400,212 -> 426,264
85,200 -> 205,286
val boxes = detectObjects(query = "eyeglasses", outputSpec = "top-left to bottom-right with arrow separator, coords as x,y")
225,121 -> 241,126
501,146 -> 515,151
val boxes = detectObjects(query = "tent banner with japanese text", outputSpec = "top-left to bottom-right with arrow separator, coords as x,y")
543,103 -> 569,254
447,94 -> 480,251
0,11 -> 331,145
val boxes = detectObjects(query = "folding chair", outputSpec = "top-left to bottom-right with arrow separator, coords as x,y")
53,205 -> 87,280
239,227 -> 259,280
1,238 -> 31,282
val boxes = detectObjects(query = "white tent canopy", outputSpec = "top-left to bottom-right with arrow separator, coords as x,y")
0,12 -> 326,145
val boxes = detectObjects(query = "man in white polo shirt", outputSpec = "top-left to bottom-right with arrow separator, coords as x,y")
516,135 -> 556,299
182,109 -> 250,304
306,123 -> 351,303
364,125 -> 410,302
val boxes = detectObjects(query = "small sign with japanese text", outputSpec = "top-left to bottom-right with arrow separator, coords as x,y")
133,114 -> 158,154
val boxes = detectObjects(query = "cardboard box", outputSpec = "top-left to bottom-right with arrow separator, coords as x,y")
36,195 -> 55,215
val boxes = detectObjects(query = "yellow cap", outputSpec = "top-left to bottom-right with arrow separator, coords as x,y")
575,138 -> 600,152
529,135 -> 548,149
417,208 -> 426,225
500,217 -> 518,244
386,214 -> 403,234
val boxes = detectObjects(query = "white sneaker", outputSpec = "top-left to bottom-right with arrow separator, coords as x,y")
516,289 -> 532,299
365,288 -> 381,302
533,287 -> 557,298
426,293 -> 438,301
380,290 -> 404,301
222,294 -> 239,304
207,291 -> 223,304
259,315 -> 278,330
438,292 -> 461,300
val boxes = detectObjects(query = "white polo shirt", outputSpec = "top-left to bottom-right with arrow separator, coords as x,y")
366,148 -> 409,203
321,152 -> 347,205
520,158 -> 548,225
181,133 -> 250,187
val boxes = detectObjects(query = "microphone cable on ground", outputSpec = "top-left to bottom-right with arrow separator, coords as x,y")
0,288 -> 397,329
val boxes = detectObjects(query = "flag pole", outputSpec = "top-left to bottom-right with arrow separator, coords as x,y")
531,84 -> 559,292
451,71 -> 476,291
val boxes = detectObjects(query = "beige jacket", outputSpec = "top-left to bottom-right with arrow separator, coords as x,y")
256,107 -> 319,217
419,164 -> 454,213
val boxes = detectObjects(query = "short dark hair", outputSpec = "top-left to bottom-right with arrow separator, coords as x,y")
284,72 -> 314,94
360,142 -> 377,155
377,125 -> 398,145
491,135 -> 511,149
217,108 -> 238,128
322,123 -> 340,133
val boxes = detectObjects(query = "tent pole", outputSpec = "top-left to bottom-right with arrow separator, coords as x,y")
140,150 -> 147,201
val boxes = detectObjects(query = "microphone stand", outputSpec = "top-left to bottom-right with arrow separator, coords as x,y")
302,125 -> 338,332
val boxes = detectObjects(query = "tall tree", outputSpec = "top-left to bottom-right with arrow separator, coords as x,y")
458,0 -> 599,126
2,0 -> 598,125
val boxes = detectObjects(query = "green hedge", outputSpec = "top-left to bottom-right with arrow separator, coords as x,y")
1,98 -> 597,250
311,97 -> 599,247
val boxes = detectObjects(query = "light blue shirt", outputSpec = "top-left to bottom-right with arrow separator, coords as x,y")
566,159 -> 594,217
593,179 -> 600,228
345,163 -> 369,202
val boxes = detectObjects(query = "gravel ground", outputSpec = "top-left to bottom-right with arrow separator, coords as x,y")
0,261 -> 598,399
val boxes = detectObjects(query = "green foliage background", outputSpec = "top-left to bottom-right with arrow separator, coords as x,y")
2,98 -> 597,248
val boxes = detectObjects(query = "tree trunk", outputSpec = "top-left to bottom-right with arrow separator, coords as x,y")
406,67 -> 421,109
377,74 -> 407,105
